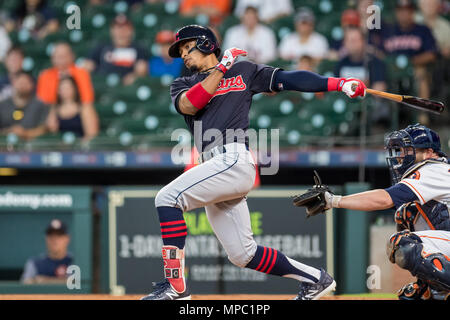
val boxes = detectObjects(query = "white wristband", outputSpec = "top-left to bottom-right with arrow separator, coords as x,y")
331,195 -> 342,208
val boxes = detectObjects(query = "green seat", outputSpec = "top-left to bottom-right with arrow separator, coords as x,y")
23,133 -> 67,151
96,99 -> 138,119
385,55 -> 415,84
107,82 -> 154,104
139,2 -> 167,16
315,15 -> 341,42
78,133 -> 124,151
270,14 -> 295,42
217,15 -> 240,36
136,99 -> 177,118
0,0 -> 19,11
266,58 -> 294,70
159,116 -> 187,133
81,5 -> 116,35
251,94 -> 300,118
107,114 -> 164,136
317,59 -> 337,76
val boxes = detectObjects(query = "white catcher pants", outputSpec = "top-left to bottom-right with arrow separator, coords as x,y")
414,230 -> 450,257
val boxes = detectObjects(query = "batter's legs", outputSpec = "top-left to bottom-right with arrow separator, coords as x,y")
205,197 -> 323,284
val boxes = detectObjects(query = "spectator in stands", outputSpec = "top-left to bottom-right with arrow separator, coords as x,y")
357,0 -> 387,56
222,6 -> 277,64
278,7 -> 329,64
335,27 -> 387,93
149,30 -> 184,78
46,76 -> 99,141
417,0 -> 450,122
21,219 -> 73,284
0,71 -> 48,140
335,27 -> 390,130
0,24 -> 12,63
329,9 -> 361,61
383,0 -> 438,100
329,5 -> 386,61
296,55 -> 315,72
233,0 -> 294,24
37,42 -> 95,107
0,46 -> 24,102
296,55 -> 325,100
5,0 -> 59,40
417,0 -> 450,58
179,0 -> 232,26
82,15 -> 149,86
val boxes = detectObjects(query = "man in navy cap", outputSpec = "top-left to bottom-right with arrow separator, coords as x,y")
21,219 -> 73,284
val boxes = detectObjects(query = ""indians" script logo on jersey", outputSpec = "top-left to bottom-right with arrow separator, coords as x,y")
213,75 -> 246,97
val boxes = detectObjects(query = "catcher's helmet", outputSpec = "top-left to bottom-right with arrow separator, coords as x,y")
384,123 -> 446,184
168,25 -> 220,58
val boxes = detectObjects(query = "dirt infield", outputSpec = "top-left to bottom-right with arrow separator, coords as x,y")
0,294 -> 395,300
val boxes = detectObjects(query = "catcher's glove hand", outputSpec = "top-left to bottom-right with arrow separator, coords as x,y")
292,171 -> 340,218
394,202 -> 420,232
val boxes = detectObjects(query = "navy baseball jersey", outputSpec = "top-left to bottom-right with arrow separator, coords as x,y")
21,253 -> 73,281
383,23 -> 438,56
170,60 -> 279,151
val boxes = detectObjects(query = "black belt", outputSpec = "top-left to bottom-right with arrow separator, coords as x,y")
199,143 -> 249,163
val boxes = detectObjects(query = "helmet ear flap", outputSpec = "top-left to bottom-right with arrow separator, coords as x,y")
196,36 -> 214,54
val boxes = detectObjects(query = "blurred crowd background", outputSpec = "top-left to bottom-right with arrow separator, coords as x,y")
0,0 -> 449,152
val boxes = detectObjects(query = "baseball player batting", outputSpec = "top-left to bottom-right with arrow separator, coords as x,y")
140,25 -> 366,300
294,124 -> 450,300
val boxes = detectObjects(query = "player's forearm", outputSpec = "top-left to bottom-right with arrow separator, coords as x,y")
273,70 -> 328,92
178,70 -> 224,115
199,69 -> 225,94
273,70 -> 349,93
337,189 -> 394,211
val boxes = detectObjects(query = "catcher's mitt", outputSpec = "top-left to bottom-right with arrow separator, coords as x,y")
394,202 -> 419,232
293,170 -> 334,218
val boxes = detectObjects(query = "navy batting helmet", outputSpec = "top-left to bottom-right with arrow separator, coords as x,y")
384,123 -> 447,184
168,25 -> 221,58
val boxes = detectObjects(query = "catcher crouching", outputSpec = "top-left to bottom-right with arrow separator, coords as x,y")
293,124 -> 450,300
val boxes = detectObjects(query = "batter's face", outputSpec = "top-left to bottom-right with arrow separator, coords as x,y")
179,40 -> 205,72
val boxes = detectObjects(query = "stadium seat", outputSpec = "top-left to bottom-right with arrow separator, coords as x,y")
0,0 -> 18,11
317,59 -> 337,77
267,58 -> 295,70
385,54 -> 415,87
217,15 -> 240,37
106,115 -> 160,137
78,133 -> 125,151
270,15 -> 295,42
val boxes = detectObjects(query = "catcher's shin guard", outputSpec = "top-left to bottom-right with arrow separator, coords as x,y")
162,245 -> 187,294
387,231 -> 450,291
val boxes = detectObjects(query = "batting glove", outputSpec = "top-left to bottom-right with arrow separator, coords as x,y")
338,78 -> 367,98
215,47 -> 247,74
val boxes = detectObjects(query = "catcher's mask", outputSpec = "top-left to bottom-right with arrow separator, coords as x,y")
384,124 -> 446,184
168,24 -> 221,58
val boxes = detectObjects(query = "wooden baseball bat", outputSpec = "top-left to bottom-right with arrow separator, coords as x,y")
365,88 -> 445,115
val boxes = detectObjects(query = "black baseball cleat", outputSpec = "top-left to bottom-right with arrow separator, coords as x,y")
293,268 -> 336,300
141,279 -> 191,300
